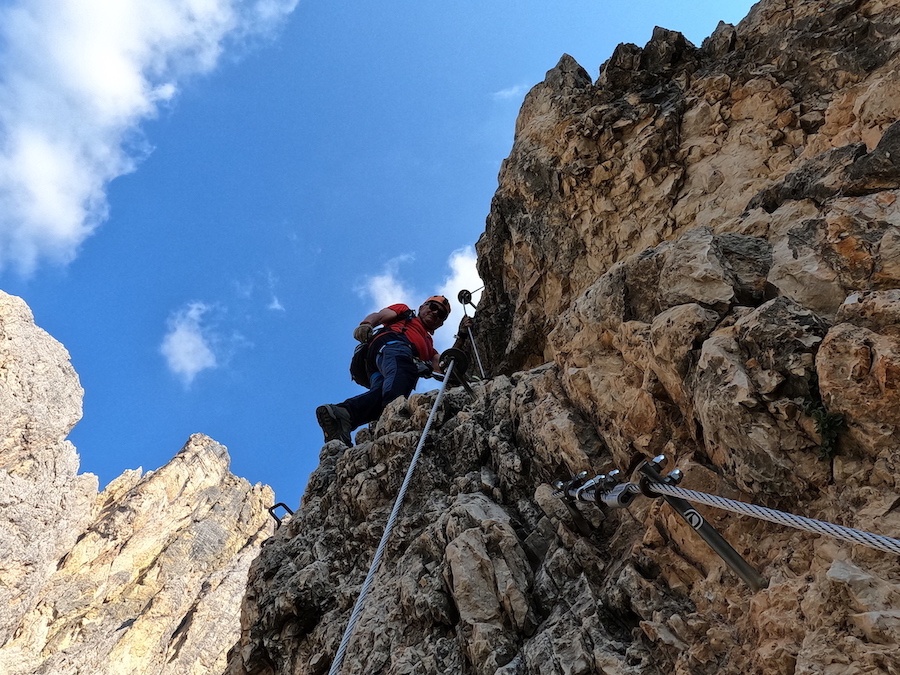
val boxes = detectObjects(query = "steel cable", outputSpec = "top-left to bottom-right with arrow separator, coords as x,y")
646,481 -> 900,556
328,359 -> 456,675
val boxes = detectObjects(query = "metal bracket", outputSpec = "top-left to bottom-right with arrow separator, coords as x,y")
268,502 -> 294,528
439,348 -> 475,396
637,457 -> 767,591
554,455 -> 768,591
456,288 -> 488,379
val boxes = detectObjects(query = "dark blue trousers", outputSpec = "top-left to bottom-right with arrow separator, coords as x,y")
341,339 -> 419,430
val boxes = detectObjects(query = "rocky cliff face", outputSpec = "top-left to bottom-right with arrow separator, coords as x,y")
477,0 -> 900,375
0,290 -> 274,675
227,1 -> 900,674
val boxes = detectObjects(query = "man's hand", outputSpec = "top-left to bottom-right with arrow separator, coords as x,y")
451,316 -> 475,349
353,323 -> 373,343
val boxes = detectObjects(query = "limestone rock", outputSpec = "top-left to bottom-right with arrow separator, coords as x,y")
0,434 -> 275,675
0,291 -> 96,648
0,291 -> 274,675
817,291 -> 900,462
475,0 -> 900,373
229,1 -> 900,673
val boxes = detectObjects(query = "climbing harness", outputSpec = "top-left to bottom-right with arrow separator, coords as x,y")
328,351 -> 468,675
267,502 -> 294,528
555,454 -> 900,591
457,287 -> 487,379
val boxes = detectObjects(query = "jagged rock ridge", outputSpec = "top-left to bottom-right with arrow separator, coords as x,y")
0,290 -> 275,675
228,1 -> 900,674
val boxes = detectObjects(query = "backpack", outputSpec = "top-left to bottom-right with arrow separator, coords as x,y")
349,309 -> 417,387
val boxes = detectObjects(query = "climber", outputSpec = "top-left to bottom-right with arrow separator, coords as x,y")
316,295 -> 473,446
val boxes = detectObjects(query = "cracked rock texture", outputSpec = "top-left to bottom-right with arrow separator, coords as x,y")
228,1 -> 900,674
0,290 -> 274,675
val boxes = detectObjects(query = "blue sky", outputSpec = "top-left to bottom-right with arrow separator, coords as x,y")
0,0 -> 756,506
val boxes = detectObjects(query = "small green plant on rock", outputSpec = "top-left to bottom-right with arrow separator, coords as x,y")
804,400 -> 845,459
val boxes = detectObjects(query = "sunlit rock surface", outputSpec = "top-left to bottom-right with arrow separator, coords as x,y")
228,1 -> 900,674
0,291 -> 274,675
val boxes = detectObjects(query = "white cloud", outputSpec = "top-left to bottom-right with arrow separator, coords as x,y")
438,246 -> 482,317
435,245 -> 482,351
0,0 -> 298,274
160,301 -> 218,386
265,269 -> 284,311
357,255 -> 417,310
491,84 -> 529,101
354,247 -> 482,352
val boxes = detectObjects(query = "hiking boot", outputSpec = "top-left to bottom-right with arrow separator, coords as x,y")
316,404 -> 353,446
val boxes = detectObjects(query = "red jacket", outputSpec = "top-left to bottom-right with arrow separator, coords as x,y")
383,303 -> 437,361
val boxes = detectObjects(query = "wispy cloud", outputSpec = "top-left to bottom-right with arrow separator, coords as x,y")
353,247 -> 482,351
438,246 -> 482,314
0,0 -> 298,274
160,302 -> 218,387
265,269 -> 285,311
161,269 -> 281,385
357,255 -> 417,310
435,246 -> 482,351
491,84 -> 529,102
231,269 -> 285,311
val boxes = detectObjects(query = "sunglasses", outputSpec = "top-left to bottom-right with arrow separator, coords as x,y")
426,301 -> 448,320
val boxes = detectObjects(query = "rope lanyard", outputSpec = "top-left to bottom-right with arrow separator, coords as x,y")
646,481 -> 900,557
328,358 -> 456,675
